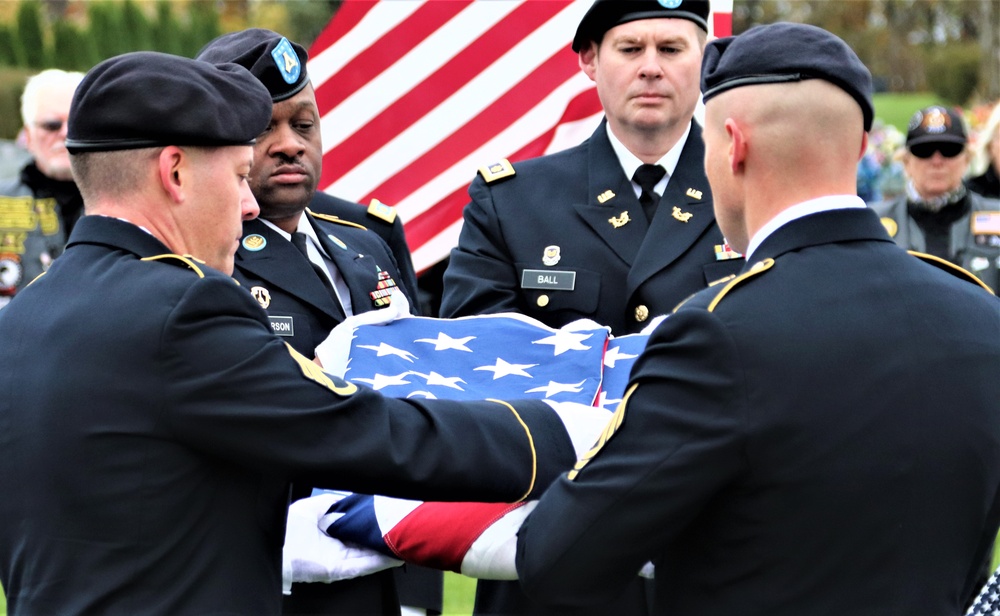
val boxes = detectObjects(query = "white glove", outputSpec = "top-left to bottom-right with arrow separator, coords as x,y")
460,501 -> 537,580
282,493 -> 403,594
543,399 -> 614,459
314,288 -> 412,377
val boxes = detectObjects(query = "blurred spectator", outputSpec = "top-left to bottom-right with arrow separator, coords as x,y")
872,105 -> 1000,290
967,101 -> 1000,199
0,69 -> 84,310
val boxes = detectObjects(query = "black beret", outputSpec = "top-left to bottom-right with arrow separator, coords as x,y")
701,22 -> 875,132
196,28 -> 309,103
66,51 -> 272,154
906,105 -> 967,147
573,0 -> 710,52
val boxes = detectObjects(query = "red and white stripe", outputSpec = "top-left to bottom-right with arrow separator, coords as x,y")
308,0 -> 733,275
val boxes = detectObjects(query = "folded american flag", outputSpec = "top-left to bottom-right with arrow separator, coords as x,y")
308,312 -> 650,578
967,562 -> 1000,615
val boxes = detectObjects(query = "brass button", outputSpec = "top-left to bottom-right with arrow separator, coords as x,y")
634,304 -> 649,322
537,294 -> 550,307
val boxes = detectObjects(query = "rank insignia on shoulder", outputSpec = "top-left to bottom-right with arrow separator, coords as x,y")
369,269 -> 398,308
250,286 -> 271,309
685,187 -> 703,200
880,217 -> 898,238
478,159 -> 515,184
597,189 -> 615,203
672,206 -> 693,223
714,243 -> 743,261
608,211 -> 630,228
242,234 -> 267,251
367,199 -> 397,224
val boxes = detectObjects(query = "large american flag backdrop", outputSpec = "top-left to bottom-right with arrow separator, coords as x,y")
307,0 -> 734,275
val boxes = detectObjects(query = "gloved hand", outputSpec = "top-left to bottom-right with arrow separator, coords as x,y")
282,492 -> 403,594
314,288 -> 412,376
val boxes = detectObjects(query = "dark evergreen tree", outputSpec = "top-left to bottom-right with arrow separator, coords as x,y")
152,1 -> 185,57
15,1 -> 47,68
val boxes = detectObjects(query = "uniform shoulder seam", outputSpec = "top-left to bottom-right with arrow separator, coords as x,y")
308,209 -> 369,231
705,258 -> 774,312
908,250 -> 994,295
140,254 -> 207,278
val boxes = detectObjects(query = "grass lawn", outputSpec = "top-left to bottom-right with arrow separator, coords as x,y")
0,574 -> 475,615
2,541 -> 999,614
442,571 -> 477,615
872,92 -> 945,132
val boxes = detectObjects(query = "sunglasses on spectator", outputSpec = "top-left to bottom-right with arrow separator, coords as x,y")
35,119 -> 65,133
909,142 -> 964,159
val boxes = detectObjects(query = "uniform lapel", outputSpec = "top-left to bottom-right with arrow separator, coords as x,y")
572,122 -> 647,266
311,221 -> 372,315
627,123 -> 716,291
235,219 -> 345,319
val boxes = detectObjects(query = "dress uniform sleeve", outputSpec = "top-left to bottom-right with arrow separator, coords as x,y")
440,176 -> 522,318
159,274 -> 577,503
515,309 -> 748,609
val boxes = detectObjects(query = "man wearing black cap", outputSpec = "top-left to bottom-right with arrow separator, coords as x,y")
516,23 -> 1000,615
441,0 -> 743,339
873,105 -> 1000,291
441,2 -> 737,613
196,28 -> 440,616
0,51 -> 589,615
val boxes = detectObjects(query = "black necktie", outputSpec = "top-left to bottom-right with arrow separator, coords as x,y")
633,164 -> 666,223
291,232 -> 339,301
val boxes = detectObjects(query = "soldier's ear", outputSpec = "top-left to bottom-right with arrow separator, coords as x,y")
579,44 -> 598,82
157,146 -> 187,204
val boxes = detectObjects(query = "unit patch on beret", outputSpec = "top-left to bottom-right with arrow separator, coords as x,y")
271,37 -> 301,84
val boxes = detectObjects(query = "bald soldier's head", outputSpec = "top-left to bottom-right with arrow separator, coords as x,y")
698,23 -> 873,254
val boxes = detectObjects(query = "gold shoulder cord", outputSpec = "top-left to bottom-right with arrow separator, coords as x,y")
908,251 -> 995,295
141,254 -> 207,277
307,209 -> 369,231
487,398 -> 536,502
707,258 -> 775,312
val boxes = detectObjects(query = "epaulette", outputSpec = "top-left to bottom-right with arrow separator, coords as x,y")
908,251 -> 995,295
705,258 -> 774,312
367,199 -> 397,225
141,253 -> 207,278
478,159 -> 515,184
307,208 -> 368,232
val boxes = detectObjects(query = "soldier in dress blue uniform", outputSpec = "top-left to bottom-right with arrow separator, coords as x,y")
441,0 -> 744,342
516,23 -> 1000,615
442,1 -> 738,614
0,51 -> 582,616
196,30 -> 442,616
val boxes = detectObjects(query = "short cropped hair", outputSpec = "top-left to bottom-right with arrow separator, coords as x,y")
21,68 -> 85,126
71,148 -> 160,207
